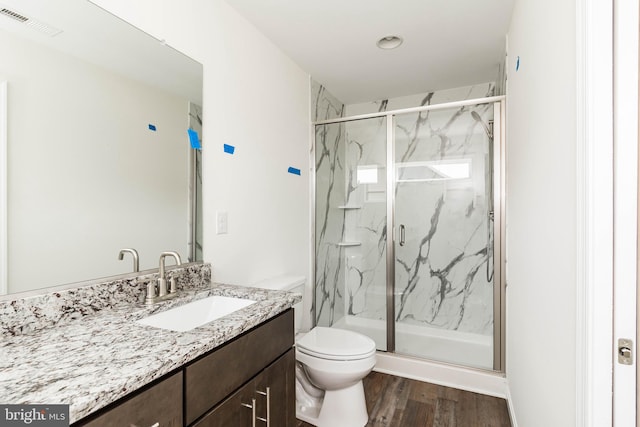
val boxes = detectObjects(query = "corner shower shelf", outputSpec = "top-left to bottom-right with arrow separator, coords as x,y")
337,242 -> 361,247
337,205 -> 362,209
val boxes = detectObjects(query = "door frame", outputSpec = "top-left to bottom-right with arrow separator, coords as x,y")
494,100 -> 507,372
611,0 -> 639,425
575,0 -> 626,425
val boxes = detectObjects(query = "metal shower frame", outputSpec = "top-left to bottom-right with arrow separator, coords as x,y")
311,95 -> 506,372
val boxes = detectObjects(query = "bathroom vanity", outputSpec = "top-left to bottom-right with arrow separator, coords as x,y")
0,264 -> 300,427
82,310 -> 295,427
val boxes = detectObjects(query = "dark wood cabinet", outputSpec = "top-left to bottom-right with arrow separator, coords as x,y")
194,349 -> 296,427
254,348 -> 296,426
80,372 -> 182,427
73,309 -> 295,427
185,309 -> 293,424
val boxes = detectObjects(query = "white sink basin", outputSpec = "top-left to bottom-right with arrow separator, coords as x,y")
136,295 -> 256,332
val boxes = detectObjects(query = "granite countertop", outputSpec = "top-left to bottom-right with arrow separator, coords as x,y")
0,282 -> 301,423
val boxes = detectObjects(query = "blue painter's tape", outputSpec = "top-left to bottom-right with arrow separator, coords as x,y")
516,56 -> 520,72
187,128 -> 201,150
288,167 -> 301,176
223,144 -> 235,154
148,124 -> 157,131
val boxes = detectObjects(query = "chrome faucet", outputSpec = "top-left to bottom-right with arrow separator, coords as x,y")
118,248 -> 139,272
145,251 -> 182,305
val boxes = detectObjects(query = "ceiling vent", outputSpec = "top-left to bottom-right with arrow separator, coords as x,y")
0,7 -> 27,23
0,6 -> 63,37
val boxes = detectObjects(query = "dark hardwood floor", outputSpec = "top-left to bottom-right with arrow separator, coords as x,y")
296,371 -> 511,427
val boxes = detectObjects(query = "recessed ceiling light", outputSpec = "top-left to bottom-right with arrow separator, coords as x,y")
376,35 -> 403,50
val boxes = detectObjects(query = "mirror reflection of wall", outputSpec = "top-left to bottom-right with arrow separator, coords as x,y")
188,102 -> 203,263
0,0 -> 203,296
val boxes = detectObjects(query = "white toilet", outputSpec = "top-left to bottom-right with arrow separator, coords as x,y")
251,276 -> 376,427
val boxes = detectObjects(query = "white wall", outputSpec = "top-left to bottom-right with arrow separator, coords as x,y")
506,0 -> 577,425
90,0 -> 311,285
1,28 -> 189,293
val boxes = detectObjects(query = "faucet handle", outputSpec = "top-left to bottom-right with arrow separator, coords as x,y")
145,282 -> 157,305
169,276 -> 177,293
157,276 -> 168,297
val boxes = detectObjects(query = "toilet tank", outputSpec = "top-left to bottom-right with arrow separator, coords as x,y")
251,276 -> 306,333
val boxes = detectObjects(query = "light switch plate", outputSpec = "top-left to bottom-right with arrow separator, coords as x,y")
216,211 -> 228,234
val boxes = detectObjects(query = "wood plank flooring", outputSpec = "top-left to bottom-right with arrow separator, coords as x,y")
295,371 -> 511,427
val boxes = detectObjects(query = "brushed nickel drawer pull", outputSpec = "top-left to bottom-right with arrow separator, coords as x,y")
241,398 -> 257,427
256,387 -> 270,426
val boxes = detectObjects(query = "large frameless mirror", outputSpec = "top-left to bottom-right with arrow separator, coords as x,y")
0,0 -> 203,296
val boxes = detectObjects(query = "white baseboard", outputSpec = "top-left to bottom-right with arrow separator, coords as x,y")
373,352 -> 508,399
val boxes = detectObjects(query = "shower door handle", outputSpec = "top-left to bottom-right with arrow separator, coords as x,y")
399,224 -> 405,246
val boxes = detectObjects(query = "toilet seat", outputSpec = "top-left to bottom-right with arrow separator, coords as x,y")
296,327 -> 376,361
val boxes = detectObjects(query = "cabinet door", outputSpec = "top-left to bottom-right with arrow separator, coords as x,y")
254,349 -> 296,427
194,349 -> 296,427
192,376 -> 257,427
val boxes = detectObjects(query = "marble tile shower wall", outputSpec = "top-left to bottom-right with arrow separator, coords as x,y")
346,83 -> 496,116
0,263 -> 211,336
313,81 -> 496,337
342,117 -> 388,321
312,80 -> 347,327
392,104 -> 494,336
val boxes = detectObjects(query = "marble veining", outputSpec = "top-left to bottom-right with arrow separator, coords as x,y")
346,83 -> 496,116
393,101 -> 494,335
312,80 -> 347,328
313,82 -> 496,341
342,117 -> 388,323
0,273 -> 300,423
0,263 -> 211,336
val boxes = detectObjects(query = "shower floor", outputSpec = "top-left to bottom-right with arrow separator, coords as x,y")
333,315 -> 493,370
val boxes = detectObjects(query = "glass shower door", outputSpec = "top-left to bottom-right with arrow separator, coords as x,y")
393,104 -> 496,370
314,117 -> 388,350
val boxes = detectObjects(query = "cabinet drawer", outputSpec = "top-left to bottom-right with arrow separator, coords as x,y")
79,371 -> 182,427
185,309 -> 293,424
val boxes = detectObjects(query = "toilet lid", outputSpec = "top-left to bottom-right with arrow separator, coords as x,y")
296,327 -> 376,361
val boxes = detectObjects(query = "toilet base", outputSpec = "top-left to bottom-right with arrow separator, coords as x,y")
296,404 -> 321,426
296,381 -> 368,427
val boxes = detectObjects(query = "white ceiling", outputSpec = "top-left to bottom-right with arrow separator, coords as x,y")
226,0 -> 515,104
0,0 -> 202,103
